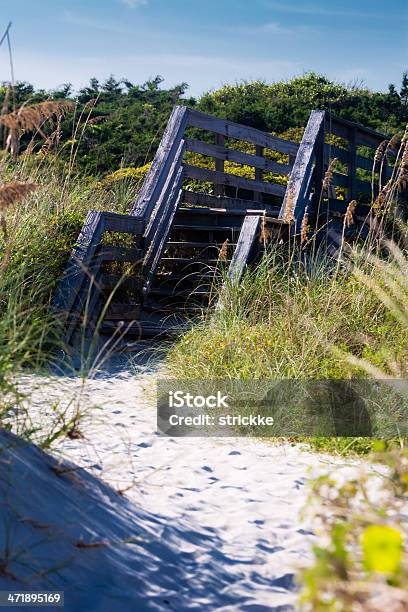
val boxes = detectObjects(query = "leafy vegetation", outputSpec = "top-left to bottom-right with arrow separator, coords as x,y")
0,70 -> 406,608
1,72 -> 407,175
300,447 -> 408,610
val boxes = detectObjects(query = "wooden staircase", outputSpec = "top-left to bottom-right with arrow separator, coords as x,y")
53,105 -> 402,344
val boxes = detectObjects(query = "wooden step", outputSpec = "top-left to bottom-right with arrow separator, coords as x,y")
100,319 -> 187,338
153,272 -> 219,281
159,257 -> 231,264
177,206 -> 267,216
105,304 -> 141,321
100,274 -> 142,291
172,224 -> 242,232
166,241 -> 237,248
149,287 -> 211,297
182,190 -> 281,215
143,299 -> 207,314
96,246 -> 143,262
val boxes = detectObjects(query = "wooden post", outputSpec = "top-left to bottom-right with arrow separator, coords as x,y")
348,127 -> 357,202
214,134 -> 225,196
227,215 -> 261,284
131,105 -> 189,219
254,145 -> 263,204
279,110 -> 326,234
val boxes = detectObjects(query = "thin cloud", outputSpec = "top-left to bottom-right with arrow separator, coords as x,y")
259,1 -> 387,19
62,11 -> 129,33
260,21 -> 311,34
120,0 -> 148,7
229,21 -> 312,38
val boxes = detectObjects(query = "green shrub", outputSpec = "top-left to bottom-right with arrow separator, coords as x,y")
301,447 -> 408,609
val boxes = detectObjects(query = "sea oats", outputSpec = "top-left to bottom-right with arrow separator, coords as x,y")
344,200 -> 357,228
0,101 -> 74,132
0,182 -> 37,211
300,207 -> 309,244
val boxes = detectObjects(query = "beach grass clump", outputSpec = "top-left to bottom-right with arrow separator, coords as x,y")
166,242 -> 408,381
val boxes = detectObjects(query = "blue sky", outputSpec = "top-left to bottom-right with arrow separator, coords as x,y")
2,0 -> 407,97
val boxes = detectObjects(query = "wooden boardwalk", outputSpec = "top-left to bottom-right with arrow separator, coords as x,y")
53,106 -> 401,342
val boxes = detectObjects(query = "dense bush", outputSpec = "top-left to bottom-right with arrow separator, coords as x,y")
1,72 -> 407,175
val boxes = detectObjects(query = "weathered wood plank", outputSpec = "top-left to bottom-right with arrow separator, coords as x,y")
330,172 -> 372,195
105,304 -> 141,320
53,210 -> 105,320
254,145 -> 264,204
227,215 -> 261,283
321,199 -> 371,216
99,273 -> 142,292
356,131 -> 384,150
183,164 -> 287,198
55,210 -> 145,343
185,137 -> 292,175
143,165 -> 184,295
326,115 -> 386,145
144,139 -> 185,246
326,217 -> 370,240
182,190 -> 278,213
214,134 -> 225,196
187,108 -> 299,156
131,105 -> 188,218
96,246 -> 143,262
279,110 -> 326,229
324,144 -> 349,165
355,179 -> 372,194
356,154 -> 375,172
103,213 -> 144,234
331,172 -> 349,188
325,144 -> 381,174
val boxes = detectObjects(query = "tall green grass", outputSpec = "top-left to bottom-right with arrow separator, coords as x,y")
0,153 -> 139,444
166,237 -> 408,454
167,244 -> 408,381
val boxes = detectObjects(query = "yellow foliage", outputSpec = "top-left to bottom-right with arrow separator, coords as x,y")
99,163 -> 151,188
362,525 -> 403,574
184,152 -> 288,186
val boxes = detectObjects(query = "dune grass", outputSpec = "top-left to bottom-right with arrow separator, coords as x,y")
0,150 -> 141,445
167,241 -> 408,377
165,236 -> 408,454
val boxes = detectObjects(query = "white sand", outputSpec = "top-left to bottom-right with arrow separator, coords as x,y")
0,359 -> 347,611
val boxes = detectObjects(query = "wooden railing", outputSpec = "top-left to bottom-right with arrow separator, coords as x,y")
53,211 -> 144,343
132,105 -> 299,220
130,104 -> 300,299
279,110 -> 393,239
54,105 -> 396,343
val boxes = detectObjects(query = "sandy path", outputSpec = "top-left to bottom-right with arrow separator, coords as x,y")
19,359 -> 340,611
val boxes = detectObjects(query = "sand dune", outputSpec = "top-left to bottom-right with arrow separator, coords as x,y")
0,362 -> 341,610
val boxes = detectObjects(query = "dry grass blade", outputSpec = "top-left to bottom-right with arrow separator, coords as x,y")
0,101 -> 74,132
386,134 -> 401,157
0,182 -> 37,211
396,138 -> 408,192
282,185 -> 296,223
40,116 -> 62,155
373,179 -> 392,210
323,158 -> 338,193
260,215 -> 272,244
219,239 -> 229,260
344,200 -> 357,227
1,86 -> 10,117
374,139 -> 389,164
88,115 -> 108,125
300,206 -> 309,244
